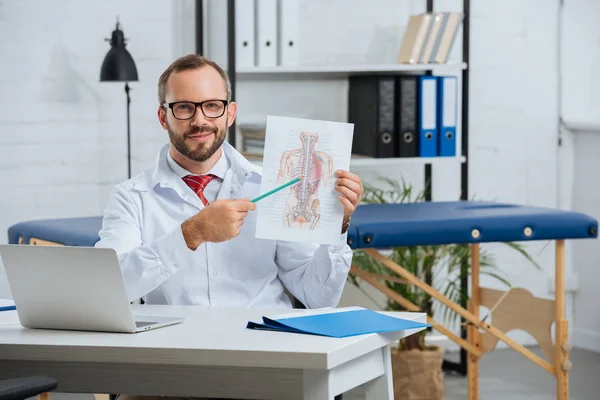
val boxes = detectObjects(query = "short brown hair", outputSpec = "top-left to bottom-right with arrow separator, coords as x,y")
157,54 -> 231,105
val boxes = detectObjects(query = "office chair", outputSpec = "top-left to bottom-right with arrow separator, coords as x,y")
0,376 -> 58,400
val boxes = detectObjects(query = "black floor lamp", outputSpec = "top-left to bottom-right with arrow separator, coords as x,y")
100,19 -> 138,179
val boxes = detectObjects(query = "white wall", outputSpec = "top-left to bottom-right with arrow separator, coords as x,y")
560,0 -> 600,352
561,0 -> 600,127
1,0 -> 599,353
569,129 -> 600,352
0,0 -> 195,296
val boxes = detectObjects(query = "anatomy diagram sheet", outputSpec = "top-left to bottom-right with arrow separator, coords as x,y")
255,116 -> 354,245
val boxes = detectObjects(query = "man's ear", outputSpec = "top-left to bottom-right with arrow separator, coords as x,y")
226,101 -> 237,128
157,106 -> 167,130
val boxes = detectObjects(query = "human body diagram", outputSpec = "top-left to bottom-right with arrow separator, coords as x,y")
276,132 -> 334,230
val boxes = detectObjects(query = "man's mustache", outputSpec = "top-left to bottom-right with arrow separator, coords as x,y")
185,125 -> 217,137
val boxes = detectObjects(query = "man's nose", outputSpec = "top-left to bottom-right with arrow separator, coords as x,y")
190,105 -> 209,126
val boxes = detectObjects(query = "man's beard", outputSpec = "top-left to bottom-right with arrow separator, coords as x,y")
167,121 -> 226,163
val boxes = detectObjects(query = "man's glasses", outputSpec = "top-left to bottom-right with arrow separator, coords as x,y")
163,100 -> 228,120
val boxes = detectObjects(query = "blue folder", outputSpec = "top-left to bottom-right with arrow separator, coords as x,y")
437,76 -> 457,157
0,301 -> 16,312
418,76 -> 439,157
246,308 -> 430,338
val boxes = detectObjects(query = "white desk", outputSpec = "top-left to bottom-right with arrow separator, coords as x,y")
0,305 -> 426,400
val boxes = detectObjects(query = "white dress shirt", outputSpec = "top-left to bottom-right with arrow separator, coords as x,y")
95,142 -> 353,309
166,148 -> 229,204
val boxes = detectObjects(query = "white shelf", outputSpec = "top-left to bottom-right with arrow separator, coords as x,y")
246,155 -> 466,168
236,62 -> 467,79
350,155 -> 466,167
563,119 -> 600,132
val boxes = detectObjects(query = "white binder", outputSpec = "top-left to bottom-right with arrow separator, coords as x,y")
235,0 -> 256,68
255,0 -> 278,67
278,0 -> 299,66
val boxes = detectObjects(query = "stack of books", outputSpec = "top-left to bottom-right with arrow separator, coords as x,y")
240,123 -> 266,159
397,11 -> 464,65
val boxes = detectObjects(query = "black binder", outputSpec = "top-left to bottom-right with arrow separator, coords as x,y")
396,75 -> 419,157
348,75 -> 396,158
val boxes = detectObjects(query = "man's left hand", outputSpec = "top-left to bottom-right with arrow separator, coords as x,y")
334,170 -> 364,233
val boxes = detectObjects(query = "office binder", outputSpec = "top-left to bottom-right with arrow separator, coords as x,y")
278,0 -> 299,66
396,75 -> 419,157
348,75 -> 397,158
246,307 -> 430,338
234,0 -> 256,67
437,76 -> 458,156
255,0 -> 278,67
418,76 -> 438,157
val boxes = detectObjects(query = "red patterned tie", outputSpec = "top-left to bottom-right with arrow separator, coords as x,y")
182,174 -> 218,206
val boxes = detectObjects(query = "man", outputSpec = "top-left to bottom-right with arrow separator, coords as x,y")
95,54 -> 363,310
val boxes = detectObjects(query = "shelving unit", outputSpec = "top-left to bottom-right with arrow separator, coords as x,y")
232,57 -> 466,168
196,0 -> 471,376
247,154 -> 466,169
236,62 -> 467,79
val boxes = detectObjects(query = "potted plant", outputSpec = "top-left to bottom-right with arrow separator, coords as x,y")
348,177 -> 540,400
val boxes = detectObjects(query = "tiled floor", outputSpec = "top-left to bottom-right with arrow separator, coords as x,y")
440,346 -> 600,400
348,346 -> 600,399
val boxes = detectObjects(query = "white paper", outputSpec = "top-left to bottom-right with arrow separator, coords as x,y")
0,299 -> 14,308
255,116 -> 354,245
0,299 -> 18,326
0,311 -> 19,326
265,306 -> 365,320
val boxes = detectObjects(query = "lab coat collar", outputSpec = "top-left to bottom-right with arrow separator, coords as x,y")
166,147 -> 229,180
132,141 -> 262,192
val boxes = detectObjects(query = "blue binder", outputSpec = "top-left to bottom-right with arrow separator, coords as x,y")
246,308 -> 430,338
437,76 -> 458,156
418,76 -> 439,157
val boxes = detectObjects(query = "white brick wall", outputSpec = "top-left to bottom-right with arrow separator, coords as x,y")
1,0 -> 599,350
0,0 -> 190,296
0,0 -> 182,227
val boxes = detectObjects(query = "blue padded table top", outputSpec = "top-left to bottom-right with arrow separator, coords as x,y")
7,216 -> 103,247
6,201 -> 598,249
346,201 -> 598,249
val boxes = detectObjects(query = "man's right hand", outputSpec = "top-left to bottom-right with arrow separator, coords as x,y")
181,199 -> 256,250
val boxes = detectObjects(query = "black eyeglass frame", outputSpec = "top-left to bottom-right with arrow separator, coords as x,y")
163,100 -> 229,120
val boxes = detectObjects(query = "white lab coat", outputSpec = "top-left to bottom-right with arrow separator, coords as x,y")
95,142 -> 353,309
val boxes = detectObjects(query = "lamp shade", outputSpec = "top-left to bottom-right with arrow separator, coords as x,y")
100,21 -> 138,82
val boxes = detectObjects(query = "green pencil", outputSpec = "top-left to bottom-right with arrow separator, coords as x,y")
251,177 -> 301,203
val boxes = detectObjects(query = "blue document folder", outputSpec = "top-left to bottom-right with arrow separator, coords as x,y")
246,308 -> 429,338
437,75 -> 457,157
418,76 -> 439,157
0,300 -> 15,312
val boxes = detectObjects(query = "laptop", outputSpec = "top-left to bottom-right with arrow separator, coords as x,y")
0,244 -> 184,333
